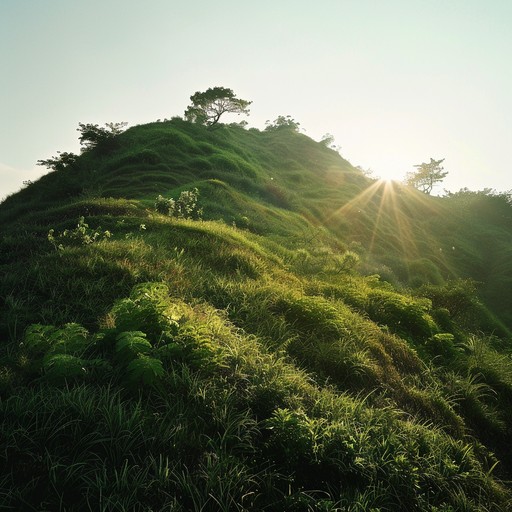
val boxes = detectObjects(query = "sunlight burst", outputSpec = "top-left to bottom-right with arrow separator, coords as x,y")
324,179 -> 449,271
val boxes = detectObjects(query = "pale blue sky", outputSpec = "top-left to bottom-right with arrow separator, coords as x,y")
2,0 -> 511,199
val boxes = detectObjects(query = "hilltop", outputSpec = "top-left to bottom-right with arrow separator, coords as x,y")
1,117 -> 512,510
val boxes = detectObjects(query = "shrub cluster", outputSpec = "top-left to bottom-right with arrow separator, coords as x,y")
155,188 -> 203,219
16,283 -> 218,390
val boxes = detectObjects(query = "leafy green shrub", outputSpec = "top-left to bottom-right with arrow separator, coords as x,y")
425,333 -> 457,359
48,216 -> 112,250
265,115 -> 301,132
115,331 -> 152,364
418,279 -> 487,331
37,151 -> 78,171
125,354 -> 165,387
20,323 -> 110,384
16,283 -> 220,389
431,307 -> 456,334
42,353 -> 88,382
108,283 -> 220,372
263,408 -> 315,467
157,324 -> 220,371
108,283 -> 180,342
23,322 -> 89,358
77,121 -> 127,152
155,187 -> 202,219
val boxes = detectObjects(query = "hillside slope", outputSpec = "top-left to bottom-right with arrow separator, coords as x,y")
1,119 -> 512,510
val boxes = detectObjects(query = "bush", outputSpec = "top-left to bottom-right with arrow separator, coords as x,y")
155,188 -> 202,219
16,283 -> 219,390
77,122 -> 127,152
425,333 -> 457,359
37,151 -> 78,171
265,115 -> 301,132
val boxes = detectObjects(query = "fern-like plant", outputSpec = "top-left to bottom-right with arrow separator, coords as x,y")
114,331 -> 152,365
126,355 -> 165,387
42,353 -> 87,383
109,283 -> 181,343
23,322 -> 89,357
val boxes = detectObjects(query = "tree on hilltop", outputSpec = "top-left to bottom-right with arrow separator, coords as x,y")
264,115 -> 300,132
184,87 -> 251,128
405,158 -> 448,194
37,122 -> 127,171
77,122 -> 128,151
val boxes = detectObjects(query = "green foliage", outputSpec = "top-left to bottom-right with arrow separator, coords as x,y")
126,354 -> 164,387
42,353 -> 88,382
366,289 -> 436,339
155,187 -> 202,219
425,333 -> 458,360
107,283 -> 220,374
334,250 -> 360,274
319,133 -> 336,147
265,115 -> 301,131
114,331 -> 152,364
2,281 -> 512,510
48,216 -> 112,250
184,86 -> 251,127
77,121 -> 128,151
109,282 -> 181,340
23,322 -> 89,357
264,408 -> 315,466
14,283 -> 220,390
405,157 -> 448,194
446,188 -> 512,221
19,322 -> 108,384
37,151 -> 78,171
418,279 -> 501,333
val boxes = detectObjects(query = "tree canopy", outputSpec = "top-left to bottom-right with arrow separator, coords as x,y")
77,122 -> 128,151
405,158 -> 448,194
184,87 -> 251,127
264,115 -> 300,132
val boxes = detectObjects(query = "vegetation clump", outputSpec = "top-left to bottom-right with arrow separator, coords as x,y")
155,187 -> 202,219
405,157 -> 448,194
47,216 -> 112,250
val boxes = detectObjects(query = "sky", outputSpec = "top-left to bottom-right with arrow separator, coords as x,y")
2,0 -> 512,200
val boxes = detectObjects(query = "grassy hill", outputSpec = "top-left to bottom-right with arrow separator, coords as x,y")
1,118 -> 512,510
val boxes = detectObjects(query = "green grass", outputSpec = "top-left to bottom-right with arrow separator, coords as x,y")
1,118 -> 512,510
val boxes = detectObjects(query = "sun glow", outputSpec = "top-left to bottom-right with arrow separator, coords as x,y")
324,179 -> 449,270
